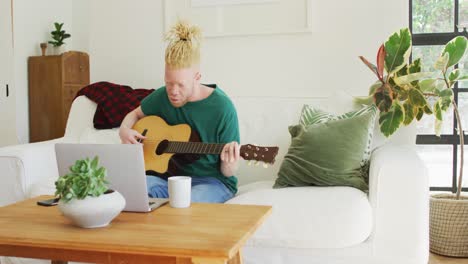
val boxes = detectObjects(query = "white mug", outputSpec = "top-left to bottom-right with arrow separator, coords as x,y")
168,176 -> 191,208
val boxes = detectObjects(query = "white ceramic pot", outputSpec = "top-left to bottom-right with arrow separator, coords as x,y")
58,190 -> 126,228
52,45 -> 66,55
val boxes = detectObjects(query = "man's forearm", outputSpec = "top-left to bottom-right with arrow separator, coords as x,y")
121,110 -> 140,129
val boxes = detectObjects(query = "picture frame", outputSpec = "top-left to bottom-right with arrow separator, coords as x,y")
163,0 -> 313,38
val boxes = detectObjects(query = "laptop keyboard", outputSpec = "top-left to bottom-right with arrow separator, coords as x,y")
148,198 -> 169,209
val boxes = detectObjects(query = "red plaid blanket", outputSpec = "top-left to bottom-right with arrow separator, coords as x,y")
75,82 -> 154,129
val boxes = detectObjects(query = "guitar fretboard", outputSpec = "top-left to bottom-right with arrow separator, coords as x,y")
166,141 -> 226,154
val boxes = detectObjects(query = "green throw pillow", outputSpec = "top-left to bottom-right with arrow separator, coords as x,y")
300,104 -> 377,167
274,105 -> 377,192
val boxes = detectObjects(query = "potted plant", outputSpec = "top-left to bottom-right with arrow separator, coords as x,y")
357,28 -> 468,256
48,22 -> 71,55
55,156 -> 125,228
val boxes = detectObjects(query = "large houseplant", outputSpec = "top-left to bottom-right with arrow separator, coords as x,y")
55,156 -> 125,228
357,28 -> 468,256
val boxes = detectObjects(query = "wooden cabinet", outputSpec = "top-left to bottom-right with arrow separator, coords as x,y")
28,51 -> 90,142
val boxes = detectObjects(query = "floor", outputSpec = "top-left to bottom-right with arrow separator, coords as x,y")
430,253 -> 468,264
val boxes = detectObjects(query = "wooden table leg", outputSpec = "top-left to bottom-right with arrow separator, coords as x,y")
51,261 -> 68,264
227,249 -> 243,264
190,249 -> 243,264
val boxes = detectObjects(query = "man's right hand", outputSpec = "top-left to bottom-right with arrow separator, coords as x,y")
119,126 -> 146,144
119,106 -> 147,144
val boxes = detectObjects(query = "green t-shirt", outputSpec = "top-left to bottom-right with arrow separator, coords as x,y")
140,84 -> 240,194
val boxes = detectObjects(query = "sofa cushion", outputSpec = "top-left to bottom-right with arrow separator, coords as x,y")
274,108 -> 376,192
78,127 -> 120,144
226,181 -> 372,249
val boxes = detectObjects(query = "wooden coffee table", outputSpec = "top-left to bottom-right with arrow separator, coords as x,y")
0,196 -> 271,264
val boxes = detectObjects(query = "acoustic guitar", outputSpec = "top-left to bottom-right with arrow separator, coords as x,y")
132,116 -> 279,174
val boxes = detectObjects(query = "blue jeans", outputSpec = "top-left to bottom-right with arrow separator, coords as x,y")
146,176 -> 234,203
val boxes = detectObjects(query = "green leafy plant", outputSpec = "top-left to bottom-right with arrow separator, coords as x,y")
48,22 -> 71,47
55,156 -> 109,203
357,28 -> 468,199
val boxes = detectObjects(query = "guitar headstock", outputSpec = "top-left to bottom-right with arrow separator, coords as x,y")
240,144 -> 279,165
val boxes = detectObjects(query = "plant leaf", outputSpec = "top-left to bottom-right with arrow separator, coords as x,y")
384,28 -> 412,75
416,108 -> 424,120
408,88 -> 427,107
396,85 -> 409,101
438,88 -> 454,98
424,104 -> 433,114
54,156 -> 108,202
377,44 -> 385,80
435,118 -> 443,137
437,89 -> 453,111
456,75 -> 468,81
395,64 -> 408,78
379,101 -> 405,137
353,95 -> 374,106
408,58 -> 422,74
434,52 -> 449,71
442,36 -> 468,68
419,78 -> 444,93
394,72 -> 434,86
374,84 -> 394,112
403,102 -> 416,125
434,101 -> 443,121
91,156 -> 99,169
449,69 -> 468,83
359,56 -> 379,78
449,69 -> 461,82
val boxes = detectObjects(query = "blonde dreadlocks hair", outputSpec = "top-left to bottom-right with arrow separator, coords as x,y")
165,20 -> 203,69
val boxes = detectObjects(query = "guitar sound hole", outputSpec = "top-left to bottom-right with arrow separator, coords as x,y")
156,140 -> 169,155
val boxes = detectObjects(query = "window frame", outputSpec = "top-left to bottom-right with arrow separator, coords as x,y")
410,0 -> 468,192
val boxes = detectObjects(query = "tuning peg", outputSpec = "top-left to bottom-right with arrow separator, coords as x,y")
262,163 -> 268,168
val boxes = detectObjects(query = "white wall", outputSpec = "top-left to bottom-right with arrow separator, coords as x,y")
73,0 -> 166,90
73,0 -> 408,98
13,0 -> 73,143
13,0 -> 409,143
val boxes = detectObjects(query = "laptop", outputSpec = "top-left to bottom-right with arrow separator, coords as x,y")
55,143 -> 168,212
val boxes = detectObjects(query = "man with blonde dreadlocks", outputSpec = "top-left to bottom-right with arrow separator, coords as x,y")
119,21 -> 240,203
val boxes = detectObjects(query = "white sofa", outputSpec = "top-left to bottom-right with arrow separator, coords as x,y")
0,94 -> 429,264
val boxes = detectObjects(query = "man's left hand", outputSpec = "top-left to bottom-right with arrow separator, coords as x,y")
221,141 -> 240,163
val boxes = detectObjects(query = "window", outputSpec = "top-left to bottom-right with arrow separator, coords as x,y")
411,0 -> 468,192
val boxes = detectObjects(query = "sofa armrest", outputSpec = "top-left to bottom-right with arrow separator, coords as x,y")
64,95 -> 97,141
0,139 -> 66,206
368,145 -> 429,263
